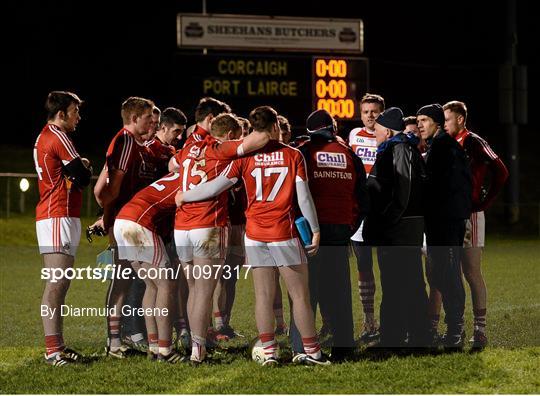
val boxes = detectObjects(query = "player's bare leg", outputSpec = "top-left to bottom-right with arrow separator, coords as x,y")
130,261 -> 158,355
426,256 -> 443,339
145,263 -> 177,361
186,257 -> 223,362
174,261 -> 190,349
212,278 -> 226,335
278,265 -> 316,339
223,254 -> 243,325
352,242 -> 378,342
252,267 -> 279,361
105,258 -> 133,355
273,271 -> 288,335
462,247 -> 487,348
252,267 -> 278,333
182,261 -> 195,326
279,264 -> 327,364
42,253 -> 77,362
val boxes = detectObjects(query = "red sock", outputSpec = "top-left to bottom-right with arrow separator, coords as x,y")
259,332 -> 277,358
45,334 -> 64,356
148,333 -> 158,345
107,315 -> 121,339
302,336 -> 321,359
158,339 -> 172,355
473,308 -> 487,334
214,311 -> 224,329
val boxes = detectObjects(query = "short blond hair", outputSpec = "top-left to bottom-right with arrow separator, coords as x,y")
443,100 -> 467,122
121,97 -> 154,125
210,113 -> 242,138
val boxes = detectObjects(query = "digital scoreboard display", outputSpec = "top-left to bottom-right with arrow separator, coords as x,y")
173,53 -> 368,129
312,57 -> 368,120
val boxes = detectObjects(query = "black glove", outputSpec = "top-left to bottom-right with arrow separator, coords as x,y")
86,224 -> 106,243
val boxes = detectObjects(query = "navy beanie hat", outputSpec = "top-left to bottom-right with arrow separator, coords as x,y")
375,107 -> 405,131
417,103 -> 445,126
306,109 -> 335,133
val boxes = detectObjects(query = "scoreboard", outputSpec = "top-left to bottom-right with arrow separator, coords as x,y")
173,53 -> 368,129
312,57 -> 367,120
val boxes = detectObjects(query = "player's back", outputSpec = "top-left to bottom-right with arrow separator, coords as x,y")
34,124 -> 83,220
174,136 -> 240,229
182,125 -> 208,148
117,172 -> 180,234
232,140 -> 306,242
299,138 -> 359,225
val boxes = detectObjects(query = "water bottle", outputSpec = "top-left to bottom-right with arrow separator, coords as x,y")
295,217 -> 312,246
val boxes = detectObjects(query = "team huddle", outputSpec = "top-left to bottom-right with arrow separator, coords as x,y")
34,91 -> 508,367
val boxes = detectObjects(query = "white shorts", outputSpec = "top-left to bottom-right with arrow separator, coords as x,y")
464,211 -> 485,248
36,217 -> 81,256
113,219 -> 169,267
228,224 -> 246,257
244,235 -> 307,268
174,226 -> 229,263
350,220 -> 364,242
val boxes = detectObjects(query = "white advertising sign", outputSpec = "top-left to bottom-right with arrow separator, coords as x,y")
177,14 -> 363,53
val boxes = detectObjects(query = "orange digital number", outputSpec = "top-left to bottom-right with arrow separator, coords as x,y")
315,59 -> 327,77
317,99 -> 355,118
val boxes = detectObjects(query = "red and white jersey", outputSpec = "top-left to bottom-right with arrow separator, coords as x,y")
221,141 -> 308,242
455,129 -> 503,209
34,124 -> 83,220
116,172 -> 180,237
174,135 -> 243,230
348,127 -> 377,174
145,136 -> 176,179
182,125 -> 209,148
105,128 -> 155,213
299,139 -> 361,226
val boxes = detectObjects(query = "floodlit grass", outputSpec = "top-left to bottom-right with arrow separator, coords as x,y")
1,216 -> 539,394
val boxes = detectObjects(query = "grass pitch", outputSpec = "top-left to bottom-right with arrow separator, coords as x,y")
0,216 -> 539,394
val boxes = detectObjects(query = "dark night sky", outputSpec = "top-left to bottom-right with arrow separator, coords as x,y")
8,0 -> 538,157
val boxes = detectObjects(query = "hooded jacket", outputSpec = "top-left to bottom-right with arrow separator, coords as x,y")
363,132 -> 426,243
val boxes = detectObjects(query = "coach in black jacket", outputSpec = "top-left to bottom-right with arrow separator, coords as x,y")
289,109 -> 367,361
417,104 -> 472,349
363,107 -> 430,348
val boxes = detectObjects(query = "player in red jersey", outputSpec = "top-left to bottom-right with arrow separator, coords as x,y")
181,97 -> 231,148
114,171 -> 183,362
171,113 -> 269,363
348,93 -> 385,343
145,107 -> 187,178
177,106 -> 329,366
94,107 -> 184,351
278,114 -> 292,145
142,106 -> 161,141
34,91 -> 92,366
142,107 -> 187,347
441,101 -> 508,349
237,116 -> 251,137
93,97 -> 156,357
212,117 -> 252,341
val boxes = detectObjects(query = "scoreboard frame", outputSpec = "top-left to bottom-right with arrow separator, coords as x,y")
174,51 -> 369,128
